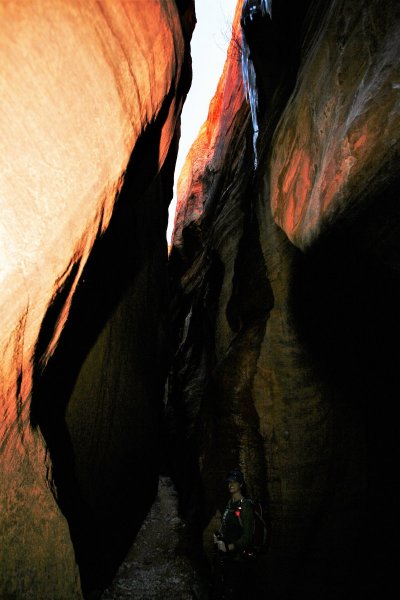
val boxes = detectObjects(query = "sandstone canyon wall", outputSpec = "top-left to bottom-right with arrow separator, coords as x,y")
0,1 -> 194,598
168,0 -> 400,597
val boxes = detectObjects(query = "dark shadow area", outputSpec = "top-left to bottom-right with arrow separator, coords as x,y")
30,87 -> 179,598
165,250 -> 225,550
288,177 -> 400,598
201,209 -> 272,600
161,249 -> 226,600
167,165 -> 274,597
241,0 -> 321,141
226,211 -> 274,335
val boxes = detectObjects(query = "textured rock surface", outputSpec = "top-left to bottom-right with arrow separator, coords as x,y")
0,1 -> 194,598
270,0 -> 400,249
168,0 -> 400,598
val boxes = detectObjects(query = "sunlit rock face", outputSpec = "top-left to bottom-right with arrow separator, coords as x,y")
0,1 -> 194,598
168,0 -> 400,597
172,15 -> 245,255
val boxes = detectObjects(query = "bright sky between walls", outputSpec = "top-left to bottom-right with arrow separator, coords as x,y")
167,0 -> 238,244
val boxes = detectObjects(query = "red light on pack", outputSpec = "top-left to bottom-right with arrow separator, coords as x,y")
235,510 -> 241,517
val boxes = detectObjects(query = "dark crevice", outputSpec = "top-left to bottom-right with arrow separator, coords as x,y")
166,165 -> 274,583
242,0 -> 320,152
165,250 -> 225,551
205,204 -> 273,509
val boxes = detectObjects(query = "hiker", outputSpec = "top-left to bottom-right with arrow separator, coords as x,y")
213,468 -> 255,599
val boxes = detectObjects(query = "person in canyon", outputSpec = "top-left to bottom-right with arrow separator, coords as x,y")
212,468 -> 255,599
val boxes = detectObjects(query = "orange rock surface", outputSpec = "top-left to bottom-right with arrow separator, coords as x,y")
0,1 -> 189,596
172,1 -> 245,251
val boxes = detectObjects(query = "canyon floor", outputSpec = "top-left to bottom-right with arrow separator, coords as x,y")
100,477 -> 210,600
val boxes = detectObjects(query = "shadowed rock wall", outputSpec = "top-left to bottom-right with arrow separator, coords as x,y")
168,0 -> 400,597
0,1 -> 194,598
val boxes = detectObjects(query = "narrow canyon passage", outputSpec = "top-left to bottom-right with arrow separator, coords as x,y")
1,1 -> 399,599
100,477 -> 204,600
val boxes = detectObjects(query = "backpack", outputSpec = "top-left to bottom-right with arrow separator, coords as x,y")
236,498 -> 268,555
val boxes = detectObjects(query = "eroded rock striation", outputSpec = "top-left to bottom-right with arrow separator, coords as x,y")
168,0 -> 400,597
0,1 -> 194,598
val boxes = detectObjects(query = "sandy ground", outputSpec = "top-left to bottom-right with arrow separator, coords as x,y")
100,477 -> 209,600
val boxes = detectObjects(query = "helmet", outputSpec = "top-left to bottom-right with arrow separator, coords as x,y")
226,468 -> 244,484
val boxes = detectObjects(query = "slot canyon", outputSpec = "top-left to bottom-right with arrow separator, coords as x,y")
0,0 -> 399,598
